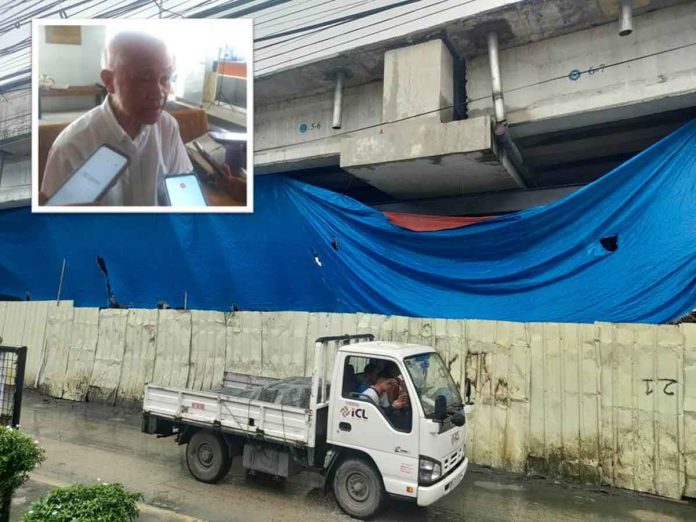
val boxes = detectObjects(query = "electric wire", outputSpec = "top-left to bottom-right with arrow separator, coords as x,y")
151,0 -> 185,17
0,0 -> 28,16
0,36 -> 30,57
0,89 -> 28,101
64,0 -> 141,18
0,112 -> 31,127
178,0 -> 219,15
187,0 -> 295,19
463,39 -> 696,105
252,0 -> 318,25
0,48 -> 30,63
254,0 -> 453,55
254,0 -> 380,54
146,0 -> 196,17
102,0 -> 190,19
92,0 -> 153,19
256,0 -> 373,40
0,0 -> 95,36
255,0 -> 420,43
0,67 -> 30,84
255,0 -> 423,56
255,0 -> 479,72
255,20 -> 349,54
0,0 -> 48,21
0,52 -> 31,75
0,78 -> 30,95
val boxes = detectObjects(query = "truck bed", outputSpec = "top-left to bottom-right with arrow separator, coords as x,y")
143,384 -> 312,446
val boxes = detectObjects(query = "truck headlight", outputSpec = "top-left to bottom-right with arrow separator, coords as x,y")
418,456 -> 442,485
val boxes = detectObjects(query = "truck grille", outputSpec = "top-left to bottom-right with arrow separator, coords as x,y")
443,446 -> 464,475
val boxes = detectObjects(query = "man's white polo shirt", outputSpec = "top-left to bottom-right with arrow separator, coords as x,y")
42,96 -> 193,206
363,387 -> 390,408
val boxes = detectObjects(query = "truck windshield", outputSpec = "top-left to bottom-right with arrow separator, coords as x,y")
404,352 -> 462,417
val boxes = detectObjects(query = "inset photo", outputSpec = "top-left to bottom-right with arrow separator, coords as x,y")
31,18 -> 252,212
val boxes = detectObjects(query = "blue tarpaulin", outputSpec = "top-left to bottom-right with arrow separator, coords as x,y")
1,121 -> 696,323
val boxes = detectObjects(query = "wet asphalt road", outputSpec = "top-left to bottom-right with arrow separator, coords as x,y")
10,391 -> 696,522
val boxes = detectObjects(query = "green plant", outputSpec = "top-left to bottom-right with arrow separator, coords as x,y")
22,483 -> 142,522
0,426 -> 45,519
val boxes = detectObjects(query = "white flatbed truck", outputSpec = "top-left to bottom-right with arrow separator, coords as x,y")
142,334 -> 473,519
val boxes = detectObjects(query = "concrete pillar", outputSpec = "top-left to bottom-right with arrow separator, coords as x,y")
382,39 -> 454,124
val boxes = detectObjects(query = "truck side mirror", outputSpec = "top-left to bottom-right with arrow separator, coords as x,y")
451,412 -> 465,426
434,395 -> 447,420
465,378 -> 473,405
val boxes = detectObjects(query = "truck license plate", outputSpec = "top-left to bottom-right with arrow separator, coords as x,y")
451,469 -> 464,490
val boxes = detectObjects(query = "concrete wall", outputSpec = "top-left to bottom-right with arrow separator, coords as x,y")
38,25 -> 105,86
0,155 -> 30,207
37,25 -> 106,113
0,90 -> 30,139
0,89 -> 31,206
1,300 -> 695,500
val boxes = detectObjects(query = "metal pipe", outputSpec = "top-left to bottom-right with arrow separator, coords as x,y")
495,123 -> 530,188
495,124 -> 526,171
332,71 -> 345,129
487,32 -> 506,124
56,258 -> 66,304
619,0 -> 633,37
500,148 -> 527,188
487,31 -> 528,187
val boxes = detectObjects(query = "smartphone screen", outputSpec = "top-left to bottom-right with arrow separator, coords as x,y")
46,145 -> 128,206
165,175 -> 207,207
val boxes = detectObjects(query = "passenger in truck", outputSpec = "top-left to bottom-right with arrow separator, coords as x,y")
363,373 -> 409,412
357,363 -> 379,393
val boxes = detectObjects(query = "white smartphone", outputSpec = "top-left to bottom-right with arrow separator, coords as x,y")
46,144 -> 129,206
164,174 -> 208,207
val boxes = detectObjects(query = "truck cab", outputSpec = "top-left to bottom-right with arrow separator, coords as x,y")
325,339 -> 470,516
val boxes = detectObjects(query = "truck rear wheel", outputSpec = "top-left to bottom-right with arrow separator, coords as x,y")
186,431 -> 231,483
333,458 -> 387,520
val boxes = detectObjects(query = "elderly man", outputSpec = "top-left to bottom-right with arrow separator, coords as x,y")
40,31 -> 193,206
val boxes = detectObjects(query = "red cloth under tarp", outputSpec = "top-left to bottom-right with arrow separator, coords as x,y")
384,212 -> 494,232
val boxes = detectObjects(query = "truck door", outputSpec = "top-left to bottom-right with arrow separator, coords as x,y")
328,354 -> 419,498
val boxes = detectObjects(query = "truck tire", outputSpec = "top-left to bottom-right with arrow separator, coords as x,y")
333,458 -> 387,520
186,431 -> 231,483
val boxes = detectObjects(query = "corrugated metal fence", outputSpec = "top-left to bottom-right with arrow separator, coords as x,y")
0,301 -> 694,499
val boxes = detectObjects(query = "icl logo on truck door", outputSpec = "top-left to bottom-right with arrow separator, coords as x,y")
341,405 -> 368,419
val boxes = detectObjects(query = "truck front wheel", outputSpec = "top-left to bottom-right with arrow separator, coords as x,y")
186,431 -> 231,483
333,458 -> 387,519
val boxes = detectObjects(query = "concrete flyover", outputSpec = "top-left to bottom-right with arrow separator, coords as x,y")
254,0 -> 696,213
